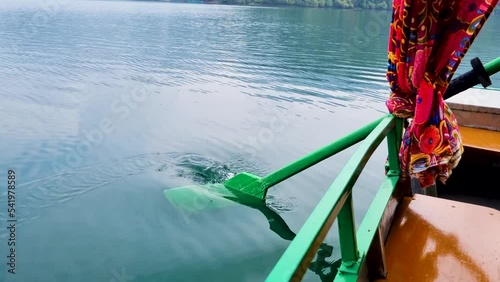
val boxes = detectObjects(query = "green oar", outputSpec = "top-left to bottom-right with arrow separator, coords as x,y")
164,115 -> 388,213
165,56 -> 500,213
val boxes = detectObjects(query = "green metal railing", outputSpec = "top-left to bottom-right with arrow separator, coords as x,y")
265,114 -> 403,282
265,56 -> 500,282
163,56 -> 499,281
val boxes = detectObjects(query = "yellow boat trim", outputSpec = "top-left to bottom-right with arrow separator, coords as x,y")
460,126 -> 500,153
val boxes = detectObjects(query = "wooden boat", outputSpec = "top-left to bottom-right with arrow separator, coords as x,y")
376,87 -> 500,282
164,56 -> 500,281
263,57 -> 500,281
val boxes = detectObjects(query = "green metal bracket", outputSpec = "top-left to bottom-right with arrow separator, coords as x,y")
334,118 -> 403,282
265,115 -> 398,281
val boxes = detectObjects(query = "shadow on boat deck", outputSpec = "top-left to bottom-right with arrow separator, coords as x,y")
436,146 -> 500,210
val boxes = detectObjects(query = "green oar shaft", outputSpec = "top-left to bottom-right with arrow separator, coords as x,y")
260,115 -> 388,188
485,57 -> 500,76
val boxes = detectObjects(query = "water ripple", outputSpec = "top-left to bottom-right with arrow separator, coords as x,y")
0,151 -> 273,226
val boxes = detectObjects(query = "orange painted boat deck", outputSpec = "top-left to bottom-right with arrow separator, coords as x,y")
374,86 -> 500,281
383,194 -> 500,281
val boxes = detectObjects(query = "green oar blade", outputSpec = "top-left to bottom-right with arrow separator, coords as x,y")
164,172 -> 267,214
164,184 -> 238,213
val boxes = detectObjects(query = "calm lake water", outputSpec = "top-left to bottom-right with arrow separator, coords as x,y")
0,1 -> 498,281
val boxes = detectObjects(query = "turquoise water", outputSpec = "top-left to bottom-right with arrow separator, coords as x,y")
0,1 -> 498,281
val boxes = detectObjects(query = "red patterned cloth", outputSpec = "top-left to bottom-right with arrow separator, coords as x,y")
386,0 -> 498,188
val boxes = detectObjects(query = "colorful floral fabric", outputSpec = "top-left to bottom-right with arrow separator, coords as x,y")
386,0 -> 498,188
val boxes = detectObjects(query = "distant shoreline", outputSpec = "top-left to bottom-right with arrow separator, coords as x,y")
140,0 -> 393,10
130,0 -> 500,14
204,3 -> 378,9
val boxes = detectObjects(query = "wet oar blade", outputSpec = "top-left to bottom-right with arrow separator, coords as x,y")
164,184 -> 238,214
